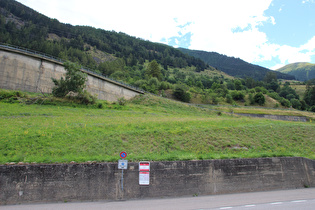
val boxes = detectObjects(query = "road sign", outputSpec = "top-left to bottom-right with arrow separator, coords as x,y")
120,151 -> 127,159
139,171 -> 150,185
118,159 -> 128,169
139,161 -> 150,171
139,161 -> 150,185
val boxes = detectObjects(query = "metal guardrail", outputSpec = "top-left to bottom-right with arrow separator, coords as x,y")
0,43 -> 145,94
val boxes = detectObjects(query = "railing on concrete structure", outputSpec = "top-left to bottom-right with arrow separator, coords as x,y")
0,43 -> 144,94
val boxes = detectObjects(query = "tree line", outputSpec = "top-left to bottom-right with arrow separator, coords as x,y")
1,0 -> 315,112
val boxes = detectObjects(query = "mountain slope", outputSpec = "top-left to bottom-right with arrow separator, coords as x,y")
179,48 -> 295,81
0,0 -> 209,73
276,62 -> 315,81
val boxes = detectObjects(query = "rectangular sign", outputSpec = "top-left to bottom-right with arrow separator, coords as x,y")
118,159 -> 128,170
139,161 -> 150,171
139,171 -> 150,185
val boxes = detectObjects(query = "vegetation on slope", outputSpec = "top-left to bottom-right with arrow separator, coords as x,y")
3,0 -> 315,112
1,90 -> 314,164
277,62 -> 315,81
178,48 -> 295,81
0,0 -> 208,71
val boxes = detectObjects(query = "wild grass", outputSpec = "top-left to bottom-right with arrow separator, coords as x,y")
203,104 -> 315,120
0,93 -> 314,164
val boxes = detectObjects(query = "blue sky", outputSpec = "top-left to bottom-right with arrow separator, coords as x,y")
16,0 -> 315,70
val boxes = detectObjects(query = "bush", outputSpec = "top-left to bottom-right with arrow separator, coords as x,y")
226,94 -> 233,104
280,98 -> 291,108
159,81 -> 172,90
173,85 -> 191,102
255,86 -> 268,94
76,90 -> 97,105
290,99 -> 302,110
118,97 -> 127,106
52,61 -> 87,98
97,103 -> 104,109
267,92 -> 281,101
254,92 -> 265,105
248,93 -> 255,105
231,91 -> 245,101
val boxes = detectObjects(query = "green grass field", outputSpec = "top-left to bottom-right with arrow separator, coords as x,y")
0,93 -> 314,164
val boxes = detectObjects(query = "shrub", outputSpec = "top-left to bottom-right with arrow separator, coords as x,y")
255,86 -> 268,94
231,91 -> 245,101
97,103 -> 103,109
76,90 -> 97,105
254,92 -> 265,105
226,94 -> 233,104
248,93 -> 255,105
52,61 -> 87,98
280,98 -> 291,107
118,97 -> 127,106
290,99 -> 302,110
173,85 -> 191,102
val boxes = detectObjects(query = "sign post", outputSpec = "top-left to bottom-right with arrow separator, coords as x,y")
118,151 -> 128,193
139,161 -> 150,185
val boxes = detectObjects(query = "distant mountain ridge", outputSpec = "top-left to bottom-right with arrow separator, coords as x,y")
178,48 -> 295,81
276,62 -> 315,81
0,0 -> 208,73
0,0 -> 295,85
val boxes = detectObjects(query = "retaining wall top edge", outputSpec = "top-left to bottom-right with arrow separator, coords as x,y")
1,157 -> 312,168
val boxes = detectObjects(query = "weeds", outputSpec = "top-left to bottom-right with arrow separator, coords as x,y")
0,91 -> 314,164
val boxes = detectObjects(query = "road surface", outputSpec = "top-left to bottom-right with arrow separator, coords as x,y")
1,188 -> 315,210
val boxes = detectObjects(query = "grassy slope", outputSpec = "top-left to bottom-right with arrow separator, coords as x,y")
277,62 -> 315,81
278,62 -> 315,73
0,94 -> 314,164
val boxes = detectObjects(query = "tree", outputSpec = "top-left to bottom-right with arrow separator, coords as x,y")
290,99 -> 301,110
52,61 -> 87,97
234,80 -> 243,90
264,72 -> 277,83
148,60 -> 162,80
279,84 -> 299,100
304,79 -> 315,107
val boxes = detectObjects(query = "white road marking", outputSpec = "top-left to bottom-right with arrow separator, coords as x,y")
291,200 -> 307,203
220,207 -> 233,209
244,204 -> 256,207
270,202 -> 283,205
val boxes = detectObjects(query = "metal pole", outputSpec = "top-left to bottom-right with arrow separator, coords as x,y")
121,168 -> 124,192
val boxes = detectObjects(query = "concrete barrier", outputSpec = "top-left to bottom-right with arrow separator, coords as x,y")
0,46 -> 143,102
0,157 -> 314,204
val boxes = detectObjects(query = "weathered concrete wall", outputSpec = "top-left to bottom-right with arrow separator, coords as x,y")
0,157 -> 314,204
0,46 -> 143,101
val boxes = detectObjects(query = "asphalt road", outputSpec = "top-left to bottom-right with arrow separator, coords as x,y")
1,188 -> 315,210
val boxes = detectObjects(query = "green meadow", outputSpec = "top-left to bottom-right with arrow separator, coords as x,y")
0,93 -> 314,164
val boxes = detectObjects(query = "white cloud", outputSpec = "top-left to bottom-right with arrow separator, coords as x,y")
16,0 -> 315,70
268,36 -> 315,69
187,0 -> 273,61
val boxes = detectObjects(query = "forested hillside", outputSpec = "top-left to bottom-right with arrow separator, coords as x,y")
179,48 -> 295,81
277,62 -> 315,81
0,0 -> 208,71
1,0 -> 315,112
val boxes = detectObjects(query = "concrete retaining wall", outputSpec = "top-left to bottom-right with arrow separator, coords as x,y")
0,46 -> 143,102
1,157 -> 314,205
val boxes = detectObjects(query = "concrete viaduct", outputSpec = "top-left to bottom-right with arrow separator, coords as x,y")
0,44 -> 144,101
